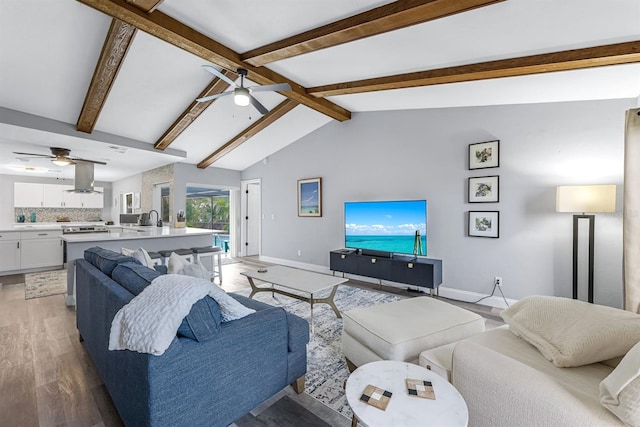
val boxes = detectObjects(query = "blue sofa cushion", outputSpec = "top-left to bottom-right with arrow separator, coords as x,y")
110,261 -> 221,341
112,262 -> 162,295
84,246 -> 141,275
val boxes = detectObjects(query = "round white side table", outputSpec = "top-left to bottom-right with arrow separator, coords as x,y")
345,360 -> 468,427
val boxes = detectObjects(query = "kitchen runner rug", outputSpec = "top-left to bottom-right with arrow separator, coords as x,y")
234,284 -> 405,419
25,269 -> 67,299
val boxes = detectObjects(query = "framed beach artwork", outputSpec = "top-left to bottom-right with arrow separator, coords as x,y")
469,211 -> 499,238
468,176 -> 499,203
298,177 -> 322,217
469,140 -> 500,170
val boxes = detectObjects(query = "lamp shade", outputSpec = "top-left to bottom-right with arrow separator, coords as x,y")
556,185 -> 616,213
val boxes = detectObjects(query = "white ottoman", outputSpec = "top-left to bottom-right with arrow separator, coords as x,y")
342,297 -> 485,370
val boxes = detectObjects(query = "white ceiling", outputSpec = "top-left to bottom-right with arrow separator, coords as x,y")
1,0 -> 639,182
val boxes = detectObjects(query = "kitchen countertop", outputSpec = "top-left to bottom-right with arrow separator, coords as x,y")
0,222 -> 105,232
61,225 -> 214,243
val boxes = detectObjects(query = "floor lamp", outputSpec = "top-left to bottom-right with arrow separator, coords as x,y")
556,185 -> 616,303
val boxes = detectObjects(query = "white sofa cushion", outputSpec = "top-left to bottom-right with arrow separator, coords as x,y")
501,296 -> 640,367
342,297 -> 484,364
600,341 -> 640,426
121,247 -> 155,269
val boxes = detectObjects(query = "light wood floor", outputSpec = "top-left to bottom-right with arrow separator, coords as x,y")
0,260 -> 503,426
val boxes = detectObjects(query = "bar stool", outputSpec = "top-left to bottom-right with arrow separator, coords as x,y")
191,246 -> 223,284
159,248 -> 194,266
147,251 -> 163,266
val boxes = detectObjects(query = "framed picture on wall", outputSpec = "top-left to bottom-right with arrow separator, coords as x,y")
469,211 -> 499,238
469,140 -> 500,170
468,176 -> 499,203
298,177 -> 322,217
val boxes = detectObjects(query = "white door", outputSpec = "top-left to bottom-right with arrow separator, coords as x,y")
245,182 -> 260,256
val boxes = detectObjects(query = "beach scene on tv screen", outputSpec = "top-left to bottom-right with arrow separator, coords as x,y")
345,200 -> 427,255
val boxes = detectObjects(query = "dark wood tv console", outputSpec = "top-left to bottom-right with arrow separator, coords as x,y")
329,249 -> 443,294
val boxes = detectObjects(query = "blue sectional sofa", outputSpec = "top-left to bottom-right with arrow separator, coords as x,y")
75,247 -> 309,427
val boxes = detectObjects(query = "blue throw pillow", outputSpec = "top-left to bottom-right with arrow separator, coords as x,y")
84,246 -> 141,276
111,263 -> 221,341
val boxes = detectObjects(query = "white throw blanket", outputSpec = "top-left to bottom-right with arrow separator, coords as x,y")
109,274 -> 254,356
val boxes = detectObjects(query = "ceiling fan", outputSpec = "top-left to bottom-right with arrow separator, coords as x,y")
196,66 -> 291,114
13,147 -> 107,166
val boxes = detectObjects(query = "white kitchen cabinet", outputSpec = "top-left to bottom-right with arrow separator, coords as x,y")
20,230 -> 63,269
0,232 -> 22,272
14,182 -> 104,209
42,183 -> 64,207
82,187 -> 104,208
14,183 -> 44,207
62,185 -> 84,208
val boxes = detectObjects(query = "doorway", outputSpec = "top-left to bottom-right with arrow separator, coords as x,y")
241,179 -> 261,257
185,186 -> 232,255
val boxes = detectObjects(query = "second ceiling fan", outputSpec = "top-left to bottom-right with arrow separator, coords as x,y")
196,66 -> 291,114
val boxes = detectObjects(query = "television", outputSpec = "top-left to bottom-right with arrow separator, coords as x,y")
344,200 -> 427,255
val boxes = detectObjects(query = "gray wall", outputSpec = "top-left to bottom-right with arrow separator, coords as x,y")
242,99 -> 635,308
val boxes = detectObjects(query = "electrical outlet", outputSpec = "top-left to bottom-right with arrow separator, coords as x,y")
495,276 -> 503,287
297,250 -> 301,256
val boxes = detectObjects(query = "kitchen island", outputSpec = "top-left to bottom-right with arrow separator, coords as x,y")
62,226 -> 214,306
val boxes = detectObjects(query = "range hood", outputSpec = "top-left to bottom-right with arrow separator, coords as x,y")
68,161 -> 102,193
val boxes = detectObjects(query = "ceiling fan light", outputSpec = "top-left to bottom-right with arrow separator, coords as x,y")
234,87 -> 250,106
52,157 -> 72,166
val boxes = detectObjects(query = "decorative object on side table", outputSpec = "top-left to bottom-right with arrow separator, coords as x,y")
360,384 -> 392,410
468,175 -> 499,203
469,211 -> 499,238
406,378 -> 435,400
345,361 -> 468,427
297,177 -> 322,217
469,140 -> 499,170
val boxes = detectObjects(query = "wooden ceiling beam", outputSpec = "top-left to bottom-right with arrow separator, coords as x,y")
76,0 -> 351,122
154,69 -> 235,150
197,99 -> 298,168
308,41 -> 640,97
242,0 -> 506,67
125,0 -> 163,13
76,18 -> 136,133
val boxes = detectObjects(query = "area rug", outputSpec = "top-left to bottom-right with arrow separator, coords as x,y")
234,284 -> 405,419
24,269 -> 67,299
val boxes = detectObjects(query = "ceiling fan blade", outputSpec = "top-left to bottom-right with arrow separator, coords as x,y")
12,151 -> 54,158
250,83 -> 292,93
249,95 -> 269,115
70,157 -> 107,165
202,65 -> 237,87
196,91 -> 232,103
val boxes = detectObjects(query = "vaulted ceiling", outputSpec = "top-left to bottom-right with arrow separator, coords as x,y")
1,0 -> 639,182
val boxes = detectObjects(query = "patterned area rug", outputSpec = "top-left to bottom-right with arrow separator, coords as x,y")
234,284 -> 405,419
25,269 -> 67,299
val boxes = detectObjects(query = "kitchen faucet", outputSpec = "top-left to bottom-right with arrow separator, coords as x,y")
148,209 -> 160,226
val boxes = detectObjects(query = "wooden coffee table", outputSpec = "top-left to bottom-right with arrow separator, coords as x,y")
345,360 -> 468,427
241,265 -> 348,333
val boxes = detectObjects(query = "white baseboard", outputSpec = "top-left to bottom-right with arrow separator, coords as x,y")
256,256 -> 517,310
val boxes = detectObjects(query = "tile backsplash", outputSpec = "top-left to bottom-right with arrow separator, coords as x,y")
14,208 -> 103,223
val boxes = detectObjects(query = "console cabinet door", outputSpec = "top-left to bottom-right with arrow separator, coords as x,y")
330,252 -> 359,275
391,261 -> 435,288
357,256 -> 392,280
